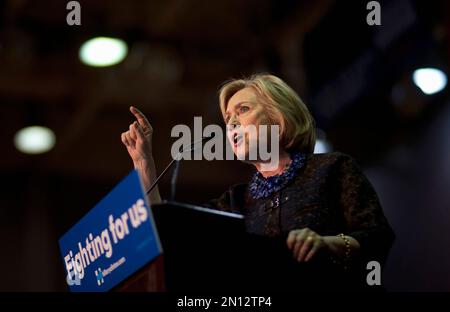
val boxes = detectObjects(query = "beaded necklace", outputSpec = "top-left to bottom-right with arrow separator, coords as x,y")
248,152 -> 306,200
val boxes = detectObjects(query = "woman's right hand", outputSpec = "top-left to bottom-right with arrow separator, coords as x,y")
121,106 -> 154,165
121,106 -> 161,204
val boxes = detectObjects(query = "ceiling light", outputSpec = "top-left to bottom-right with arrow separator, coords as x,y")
314,139 -> 331,154
413,68 -> 447,95
79,37 -> 128,67
14,126 -> 56,154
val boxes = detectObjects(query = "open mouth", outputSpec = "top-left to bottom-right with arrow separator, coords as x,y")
233,133 -> 243,146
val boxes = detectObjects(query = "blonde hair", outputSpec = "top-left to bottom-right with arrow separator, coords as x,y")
219,74 -> 316,154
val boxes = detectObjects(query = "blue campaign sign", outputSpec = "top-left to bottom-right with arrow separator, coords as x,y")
58,170 -> 162,292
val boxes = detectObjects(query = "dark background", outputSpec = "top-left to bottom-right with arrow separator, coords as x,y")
0,0 -> 449,291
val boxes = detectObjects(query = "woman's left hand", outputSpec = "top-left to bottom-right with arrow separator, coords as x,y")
287,228 -> 327,262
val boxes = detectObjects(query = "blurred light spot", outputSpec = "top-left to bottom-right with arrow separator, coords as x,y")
413,68 -> 447,95
79,37 -> 128,67
314,139 -> 331,154
14,126 -> 56,154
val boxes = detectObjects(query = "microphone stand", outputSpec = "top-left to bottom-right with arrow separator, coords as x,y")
145,134 -> 215,196
170,157 -> 181,201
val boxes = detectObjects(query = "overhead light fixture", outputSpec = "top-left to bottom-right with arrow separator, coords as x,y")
14,126 -> 56,154
314,129 -> 332,154
79,37 -> 128,67
413,68 -> 447,95
314,139 -> 331,154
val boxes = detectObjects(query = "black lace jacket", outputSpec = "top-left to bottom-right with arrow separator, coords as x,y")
205,152 -> 395,274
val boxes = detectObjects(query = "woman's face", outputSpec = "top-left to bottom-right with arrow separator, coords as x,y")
224,87 -> 272,160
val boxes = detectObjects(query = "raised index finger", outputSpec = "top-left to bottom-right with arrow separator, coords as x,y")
130,106 -> 150,128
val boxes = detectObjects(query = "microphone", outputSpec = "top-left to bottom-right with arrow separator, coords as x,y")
145,133 -> 216,196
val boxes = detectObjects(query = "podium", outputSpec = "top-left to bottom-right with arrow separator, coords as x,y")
115,201 -> 346,292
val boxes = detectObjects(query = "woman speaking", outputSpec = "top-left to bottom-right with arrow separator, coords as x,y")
120,74 -> 395,290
